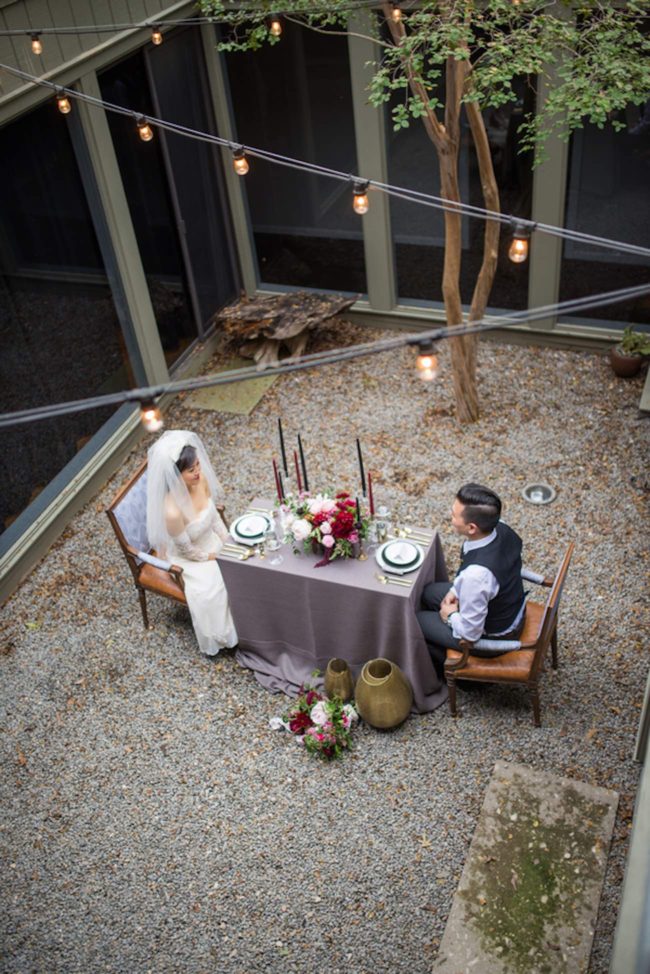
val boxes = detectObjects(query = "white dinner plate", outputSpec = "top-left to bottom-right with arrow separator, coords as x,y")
376,540 -> 424,575
230,513 -> 272,546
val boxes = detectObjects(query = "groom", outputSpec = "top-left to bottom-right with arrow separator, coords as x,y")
417,483 -> 526,678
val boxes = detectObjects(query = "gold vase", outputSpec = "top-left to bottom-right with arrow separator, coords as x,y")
324,658 -> 354,702
355,659 -> 412,729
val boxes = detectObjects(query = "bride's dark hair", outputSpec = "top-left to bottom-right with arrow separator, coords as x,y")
175,444 -> 197,473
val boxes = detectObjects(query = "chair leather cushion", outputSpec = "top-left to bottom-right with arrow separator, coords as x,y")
139,563 -> 186,603
445,648 -> 535,680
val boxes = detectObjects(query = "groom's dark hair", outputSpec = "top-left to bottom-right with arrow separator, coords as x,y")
176,444 -> 197,473
456,483 -> 501,533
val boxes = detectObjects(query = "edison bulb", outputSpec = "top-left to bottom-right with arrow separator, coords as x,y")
508,236 -> 529,263
270,17 -> 282,37
353,190 -> 369,215
233,150 -> 249,175
416,352 -> 438,382
140,403 -> 164,432
391,4 -> 403,23
151,28 -> 163,45
57,94 -> 71,114
138,119 -> 154,142
31,34 -> 43,55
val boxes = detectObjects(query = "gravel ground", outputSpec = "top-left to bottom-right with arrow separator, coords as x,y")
1,323 -> 649,974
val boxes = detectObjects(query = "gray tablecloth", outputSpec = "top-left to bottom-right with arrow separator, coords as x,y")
219,499 -> 449,713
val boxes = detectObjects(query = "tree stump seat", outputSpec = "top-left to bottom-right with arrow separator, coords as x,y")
212,291 -> 358,369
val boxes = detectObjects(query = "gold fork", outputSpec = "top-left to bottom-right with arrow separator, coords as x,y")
375,572 -> 412,587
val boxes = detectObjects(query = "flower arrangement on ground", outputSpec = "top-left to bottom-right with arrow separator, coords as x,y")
269,685 -> 359,760
281,490 -> 370,564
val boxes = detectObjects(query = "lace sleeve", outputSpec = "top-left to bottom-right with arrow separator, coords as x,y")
172,530 -> 210,562
211,505 -> 229,542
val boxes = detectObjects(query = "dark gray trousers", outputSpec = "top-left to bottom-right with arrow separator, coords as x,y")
416,581 -> 525,678
416,582 -> 460,678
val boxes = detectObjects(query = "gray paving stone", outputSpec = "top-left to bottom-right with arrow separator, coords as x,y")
434,760 -> 618,974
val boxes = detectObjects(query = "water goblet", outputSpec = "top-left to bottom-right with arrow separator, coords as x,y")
264,527 -> 284,566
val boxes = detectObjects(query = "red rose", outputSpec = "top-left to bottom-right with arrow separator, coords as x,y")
335,491 -> 350,499
305,690 -> 321,706
289,711 -> 312,734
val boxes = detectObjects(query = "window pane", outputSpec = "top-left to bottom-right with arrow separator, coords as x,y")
147,28 -> 239,325
559,115 -> 650,326
388,78 -> 534,310
0,101 -> 130,536
99,51 -> 198,365
224,22 -> 367,294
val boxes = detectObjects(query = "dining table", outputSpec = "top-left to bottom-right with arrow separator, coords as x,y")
217,498 -> 449,713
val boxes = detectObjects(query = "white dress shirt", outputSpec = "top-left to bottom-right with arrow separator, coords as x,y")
448,530 -> 526,642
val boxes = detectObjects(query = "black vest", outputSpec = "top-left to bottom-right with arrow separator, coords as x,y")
457,523 -> 525,634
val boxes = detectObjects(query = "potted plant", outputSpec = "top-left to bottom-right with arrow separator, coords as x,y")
609,327 -> 650,377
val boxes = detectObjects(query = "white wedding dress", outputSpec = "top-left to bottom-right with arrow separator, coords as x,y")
168,501 -> 238,656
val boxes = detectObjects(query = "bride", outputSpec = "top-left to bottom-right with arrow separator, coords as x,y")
146,430 -> 238,657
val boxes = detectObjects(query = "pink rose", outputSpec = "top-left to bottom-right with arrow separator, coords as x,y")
320,522 -> 332,535
349,531 -> 359,543
322,498 -> 336,513
322,535 -> 335,549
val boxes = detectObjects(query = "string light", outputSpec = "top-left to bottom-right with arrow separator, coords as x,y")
508,220 -> 532,264
269,14 -> 282,37
3,61 -> 650,264
30,33 -> 42,55
151,25 -> 163,45
137,116 -> 154,142
232,146 -> 250,175
390,3 -> 403,22
353,180 -> 370,214
55,88 -> 71,114
414,339 -> 438,382
140,400 -> 164,432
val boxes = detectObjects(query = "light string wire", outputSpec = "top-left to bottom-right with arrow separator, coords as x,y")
3,60 -> 650,261
1,280 -> 648,430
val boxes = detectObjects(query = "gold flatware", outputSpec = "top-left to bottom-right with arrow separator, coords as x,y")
220,550 -> 254,561
390,532 -> 429,546
404,527 -> 432,540
375,572 -> 412,587
223,543 -> 249,553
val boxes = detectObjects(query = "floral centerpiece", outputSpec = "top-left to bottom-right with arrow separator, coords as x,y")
270,684 -> 359,760
282,490 -> 370,565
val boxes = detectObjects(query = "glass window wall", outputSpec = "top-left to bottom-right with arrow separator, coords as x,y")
0,100 -> 131,537
224,22 -> 367,294
387,77 -> 534,311
559,110 -> 650,327
99,51 -> 198,366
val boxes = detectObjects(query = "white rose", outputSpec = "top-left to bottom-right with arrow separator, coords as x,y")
321,498 -> 336,513
310,701 -> 329,726
308,497 -> 324,515
292,518 -> 311,542
342,704 -> 359,724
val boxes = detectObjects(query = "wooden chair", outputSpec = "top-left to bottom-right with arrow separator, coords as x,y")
444,543 -> 574,727
106,460 -> 186,629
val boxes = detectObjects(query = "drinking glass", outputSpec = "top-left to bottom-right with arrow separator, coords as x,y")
264,527 -> 283,565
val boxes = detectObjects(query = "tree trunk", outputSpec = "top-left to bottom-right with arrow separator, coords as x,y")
382,4 -> 479,423
440,55 -> 479,424
464,98 -> 501,383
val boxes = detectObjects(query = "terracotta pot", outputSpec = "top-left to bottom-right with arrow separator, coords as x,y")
355,658 -> 412,730
324,658 -> 354,702
609,346 -> 642,378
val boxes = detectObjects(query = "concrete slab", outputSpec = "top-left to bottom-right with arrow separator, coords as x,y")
186,357 -> 277,415
433,761 -> 619,974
